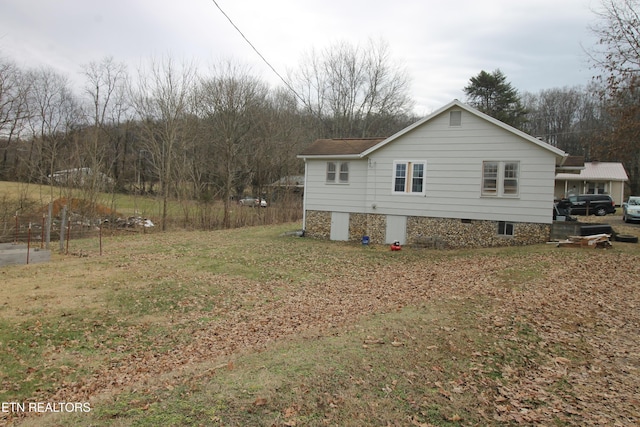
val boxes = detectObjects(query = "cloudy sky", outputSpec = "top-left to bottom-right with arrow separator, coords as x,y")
0,0 -> 601,114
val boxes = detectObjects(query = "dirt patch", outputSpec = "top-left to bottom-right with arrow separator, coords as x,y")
45,197 -> 119,218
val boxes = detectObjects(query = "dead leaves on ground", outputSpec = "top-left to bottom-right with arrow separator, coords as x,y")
10,244 -> 640,425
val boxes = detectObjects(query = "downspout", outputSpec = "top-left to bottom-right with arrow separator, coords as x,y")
302,160 -> 308,231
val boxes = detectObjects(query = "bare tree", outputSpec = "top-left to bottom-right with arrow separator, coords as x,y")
196,62 -> 269,228
521,86 -> 596,155
291,39 -> 414,138
251,88 -> 306,194
130,56 -> 197,231
589,0 -> 640,194
0,56 -> 31,180
24,67 -> 81,200
81,56 -> 131,191
590,0 -> 640,88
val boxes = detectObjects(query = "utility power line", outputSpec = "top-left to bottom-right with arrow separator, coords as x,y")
209,0 -> 304,105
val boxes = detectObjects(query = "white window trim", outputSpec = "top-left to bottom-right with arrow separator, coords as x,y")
326,161 -> 349,184
392,160 -> 427,195
497,221 -> 515,237
482,160 -> 520,197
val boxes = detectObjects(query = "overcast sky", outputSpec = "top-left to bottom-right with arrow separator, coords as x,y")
0,0 -> 601,114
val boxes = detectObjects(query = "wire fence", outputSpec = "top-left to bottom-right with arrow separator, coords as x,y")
1,200 -> 304,258
1,211 -> 105,254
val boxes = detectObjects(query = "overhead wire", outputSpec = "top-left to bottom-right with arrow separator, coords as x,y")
208,0 -> 377,144
209,0 -> 305,106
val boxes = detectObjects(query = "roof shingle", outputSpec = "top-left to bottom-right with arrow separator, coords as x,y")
298,138 -> 386,157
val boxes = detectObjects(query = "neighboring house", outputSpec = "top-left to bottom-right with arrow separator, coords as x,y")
49,168 -> 114,188
555,161 -> 629,206
269,175 -> 305,192
297,100 -> 573,249
267,175 -> 305,202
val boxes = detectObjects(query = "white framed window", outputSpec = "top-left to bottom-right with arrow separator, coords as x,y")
339,162 -> 349,183
482,161 -> 519,197
498,221 -> 515,236
393,161 -> 426,195
326,161 -> 349,183
586,182 -> 606,194
326,162 -> 336,182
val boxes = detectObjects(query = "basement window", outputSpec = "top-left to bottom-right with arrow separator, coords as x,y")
498,221 -> 515,237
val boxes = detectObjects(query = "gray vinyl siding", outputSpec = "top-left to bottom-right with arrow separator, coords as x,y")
364,111 -> 557,224
303,107 -> 559,225
304,160 -> 368,212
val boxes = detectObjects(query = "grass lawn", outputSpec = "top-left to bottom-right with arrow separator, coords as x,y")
0,180 -> 175,219
1,223 -> 640,426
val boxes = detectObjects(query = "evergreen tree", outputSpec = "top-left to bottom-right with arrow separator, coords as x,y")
463,69 -> 527,128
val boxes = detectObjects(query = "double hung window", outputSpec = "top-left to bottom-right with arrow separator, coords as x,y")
326,161 -> 349,183
482,161 -> 519,197
393,161 -> 426,194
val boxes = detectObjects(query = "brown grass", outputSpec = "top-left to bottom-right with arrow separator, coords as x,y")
2,222 -> 640,426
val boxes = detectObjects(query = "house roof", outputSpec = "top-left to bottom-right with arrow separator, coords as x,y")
556,162 -> 629,181
298,138 -> 386,158
269,175 -> 305,187
298,100 -> 568,164
555,155 -> 585,174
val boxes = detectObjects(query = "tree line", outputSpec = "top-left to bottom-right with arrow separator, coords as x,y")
1,0 -> 639,230
0,41 -> 417,229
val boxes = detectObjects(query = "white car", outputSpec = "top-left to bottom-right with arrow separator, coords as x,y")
239,197 -> 267,207
622,196 -> 640,222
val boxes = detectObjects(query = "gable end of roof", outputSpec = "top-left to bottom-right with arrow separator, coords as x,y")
360,100 -> 567,160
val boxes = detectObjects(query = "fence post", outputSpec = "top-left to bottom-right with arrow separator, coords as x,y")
66,218 -> 71,255
41,214 -> 45,249
45,202 -> 52,250
59,205 -> 67,254
26,223 -> 31,264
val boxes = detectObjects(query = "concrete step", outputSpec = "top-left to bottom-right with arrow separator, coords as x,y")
0,244 -> 51,266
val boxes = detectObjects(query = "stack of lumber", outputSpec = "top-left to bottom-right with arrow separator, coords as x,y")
555,234 -> 611,249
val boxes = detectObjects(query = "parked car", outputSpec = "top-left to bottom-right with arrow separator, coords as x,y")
566,194 -> 616,216
239,197 -> 267,207
622,196 -> 640,222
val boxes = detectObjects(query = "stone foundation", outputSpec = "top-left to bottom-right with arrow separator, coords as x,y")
304,210 -> 551,249
406,217 -> 550,249
349,213 -> 386,244
304,210 -> 332,240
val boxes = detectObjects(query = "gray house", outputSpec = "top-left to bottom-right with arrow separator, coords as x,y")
297,100 -> 573,249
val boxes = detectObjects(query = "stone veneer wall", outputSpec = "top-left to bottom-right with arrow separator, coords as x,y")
406,217 -> 550,249
304,210 -> 332,240
349,213 -> 386,244
304,210 -> 550,249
